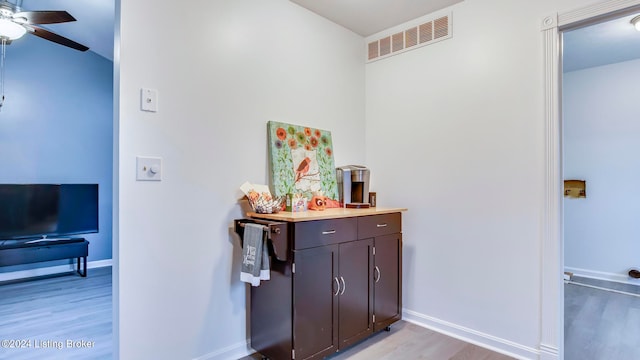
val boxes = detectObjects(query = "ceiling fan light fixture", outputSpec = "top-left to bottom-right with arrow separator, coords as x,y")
631,15 -> 640,31
0,18 -> 26,40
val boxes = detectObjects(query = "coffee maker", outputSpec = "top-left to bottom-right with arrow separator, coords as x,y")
336,165 -> 370,208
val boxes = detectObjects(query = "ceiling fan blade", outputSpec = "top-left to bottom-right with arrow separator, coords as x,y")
13,11 -> 76,25
29,25 -> 88,52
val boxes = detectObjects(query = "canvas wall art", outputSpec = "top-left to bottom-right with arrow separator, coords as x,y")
267,121 -> 339,201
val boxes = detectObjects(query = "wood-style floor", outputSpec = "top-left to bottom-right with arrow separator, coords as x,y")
3,267 -> 639,360
240,321 -> 515,360
0,267 -> 112,360
325,321 -> 514,360
565,279 -> 640,360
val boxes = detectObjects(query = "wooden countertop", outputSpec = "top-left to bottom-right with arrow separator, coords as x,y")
247,207 -> 407,222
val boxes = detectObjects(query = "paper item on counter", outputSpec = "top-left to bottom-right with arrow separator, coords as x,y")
240,181 -> 273,203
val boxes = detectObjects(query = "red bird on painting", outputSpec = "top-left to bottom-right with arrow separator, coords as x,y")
295,157 -> 311,183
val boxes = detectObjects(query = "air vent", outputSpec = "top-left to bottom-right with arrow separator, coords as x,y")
392,32 -> 404,52
405,27 -> 418,48
434,16 -> 449,39
368,42 -> 379,60
366,12 -> 452,63
379,36 -> 391,56
419,22 -> 433,43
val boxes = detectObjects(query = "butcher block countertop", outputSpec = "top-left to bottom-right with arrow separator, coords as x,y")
247,207 -> 407,222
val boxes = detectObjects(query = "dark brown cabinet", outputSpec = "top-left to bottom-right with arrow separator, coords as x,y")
357,213 -> 402,331
372,233 -> 402,331
236,209 -> 403,360
292,244 -> 338,359
337,239 -> 374,348
292,238 -> 374,360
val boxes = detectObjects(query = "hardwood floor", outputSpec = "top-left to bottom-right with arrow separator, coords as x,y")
565,280 -> 640,360
240,321 -> 515,360
6,268 -> 637,360
241,280 -> 640,360
325,321 -> 514,360
0,267 -> 112,360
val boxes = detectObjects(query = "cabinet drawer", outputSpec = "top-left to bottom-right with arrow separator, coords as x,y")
358,213 -> 401,239
294,218 -> 357,250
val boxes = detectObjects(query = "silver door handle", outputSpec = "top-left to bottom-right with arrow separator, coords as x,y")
374,266 -> 381,283
376,223 -> 388,228
340,276 -> 346,295
333,277 -> 340,296
322,230 -> 336,235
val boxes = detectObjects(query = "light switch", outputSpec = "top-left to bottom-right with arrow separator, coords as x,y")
141,88 -> 158,112
136,156 -> 162,181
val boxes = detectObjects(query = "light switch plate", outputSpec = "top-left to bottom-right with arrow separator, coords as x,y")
136,156 -> 162,181
141,88 -> 158,112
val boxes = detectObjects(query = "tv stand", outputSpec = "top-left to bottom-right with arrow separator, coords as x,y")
25,237 -> 72,244
0,238 -> 89,277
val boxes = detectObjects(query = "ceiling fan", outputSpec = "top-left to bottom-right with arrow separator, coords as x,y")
0,0 -> 88,51
0,0 -> 89,109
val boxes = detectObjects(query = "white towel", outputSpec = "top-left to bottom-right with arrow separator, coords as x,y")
240,223 -> 271,287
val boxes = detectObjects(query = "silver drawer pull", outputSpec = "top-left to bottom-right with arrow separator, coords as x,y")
376,223 -> 388,228
374,266 -> 381,283
333,277 -> 340,296
322,230 -> 336,235
340,276 -> 346,295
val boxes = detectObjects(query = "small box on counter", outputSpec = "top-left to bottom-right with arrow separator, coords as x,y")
286,193 -> 307,212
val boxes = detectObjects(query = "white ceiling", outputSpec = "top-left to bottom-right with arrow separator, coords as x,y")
563,13 -> 640,72
289,0 -> 463,36
288,0 -> 640,72
10,0 -> 640,72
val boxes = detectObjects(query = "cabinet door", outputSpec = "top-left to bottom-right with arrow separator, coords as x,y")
374,233 -> 402,331
293,245 -> 339,360
338,239 -> 374,348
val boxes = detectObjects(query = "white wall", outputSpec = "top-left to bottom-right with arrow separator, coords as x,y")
365,0 -> 604,357
117,0 -> 364,359
564,58 -> 640,283
115,0 -> 626,358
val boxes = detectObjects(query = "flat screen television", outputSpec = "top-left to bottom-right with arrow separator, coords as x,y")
0,184 -> 99,240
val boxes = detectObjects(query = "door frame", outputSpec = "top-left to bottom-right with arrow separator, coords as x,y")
541,1 -> 640,359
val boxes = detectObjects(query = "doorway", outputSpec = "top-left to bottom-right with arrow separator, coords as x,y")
561,10 -> 640,359
541,1 -> 640,359
562,13 -> 640,288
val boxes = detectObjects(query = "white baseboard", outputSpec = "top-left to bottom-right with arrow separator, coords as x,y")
539,343 -> 560,360
565,266 -> 640,286
0,259 -> 113,282
402,308 -> 543,360
193,311 -> 550,360
192,340 -> 251,360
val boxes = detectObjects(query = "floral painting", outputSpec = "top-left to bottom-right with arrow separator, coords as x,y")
267,121 -> 339,201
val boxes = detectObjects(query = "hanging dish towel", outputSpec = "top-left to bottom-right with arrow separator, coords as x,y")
240,223 -> 271,287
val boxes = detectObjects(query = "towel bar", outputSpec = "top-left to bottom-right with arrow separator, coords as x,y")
237,222 -> 280,239
234,219 -> 288,261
